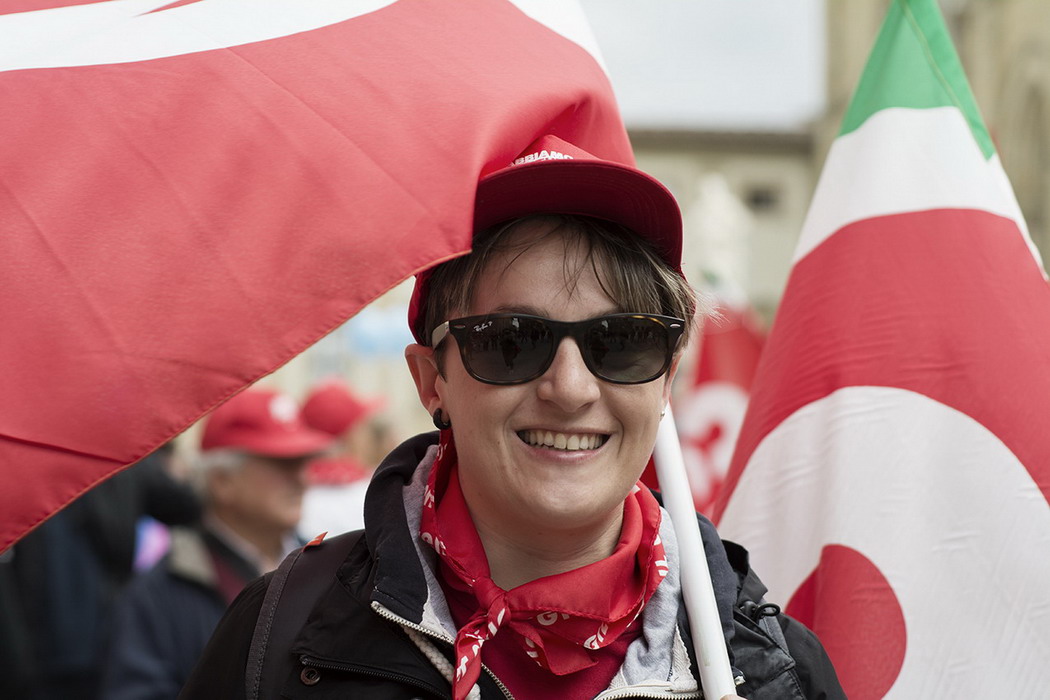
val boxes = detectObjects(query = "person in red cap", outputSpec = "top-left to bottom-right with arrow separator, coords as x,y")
102,388 -> 333,700
297,378 -> 386,538
182,138 -> 843,700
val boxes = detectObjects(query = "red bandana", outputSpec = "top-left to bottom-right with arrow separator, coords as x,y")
420,431 -> 668,700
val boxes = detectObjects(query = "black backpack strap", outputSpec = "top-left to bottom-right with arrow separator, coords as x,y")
245,530 -> 364,700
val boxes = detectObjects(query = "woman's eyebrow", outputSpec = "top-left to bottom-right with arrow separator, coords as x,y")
480,304 -> 624,319
486,305 -> 547,316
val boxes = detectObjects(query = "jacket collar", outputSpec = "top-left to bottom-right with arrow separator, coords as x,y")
166,523 -> 262,591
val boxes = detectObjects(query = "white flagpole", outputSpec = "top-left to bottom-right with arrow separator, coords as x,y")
654,406 -> 737,699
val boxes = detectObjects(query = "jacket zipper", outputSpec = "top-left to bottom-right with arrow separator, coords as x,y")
371,601 -> 516,700
593,685 -> 702,700
371,602 -> 698,700
299,654 -> 449,699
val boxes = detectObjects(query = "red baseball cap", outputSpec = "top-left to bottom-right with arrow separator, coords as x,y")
200,388 -> 334,457
407,134 -> 684,343
301,379 -> 385,438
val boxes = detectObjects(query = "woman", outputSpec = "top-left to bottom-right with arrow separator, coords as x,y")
180,136 -> 843,699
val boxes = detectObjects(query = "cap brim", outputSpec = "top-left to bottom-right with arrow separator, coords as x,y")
226,430 -> 334,458
474,159 -> 683,272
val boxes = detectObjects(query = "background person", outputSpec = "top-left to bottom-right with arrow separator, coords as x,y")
102,388 -> 332,700
297,378 -> 386,538
1,443 -> 200,700
180,137 -> 841,699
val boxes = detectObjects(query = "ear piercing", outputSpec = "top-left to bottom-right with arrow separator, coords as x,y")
432,408 -> 452,430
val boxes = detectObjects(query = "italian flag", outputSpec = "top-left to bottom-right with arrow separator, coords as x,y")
714,0 -> 1050,697
0,0 -> 630,550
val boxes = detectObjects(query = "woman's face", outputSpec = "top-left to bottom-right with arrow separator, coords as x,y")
426,224 -> 677,540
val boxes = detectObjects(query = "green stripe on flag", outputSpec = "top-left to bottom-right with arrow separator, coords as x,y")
840,0 -> 994,160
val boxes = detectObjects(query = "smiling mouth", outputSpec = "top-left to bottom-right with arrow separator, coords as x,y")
517,430 -> 608,451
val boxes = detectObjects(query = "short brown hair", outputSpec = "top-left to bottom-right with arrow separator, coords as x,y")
421,214 -> 701,363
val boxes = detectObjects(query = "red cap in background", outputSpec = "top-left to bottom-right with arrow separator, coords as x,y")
301,379 -> 385,438
200,388 -> 334,457
407,134 -> 684,343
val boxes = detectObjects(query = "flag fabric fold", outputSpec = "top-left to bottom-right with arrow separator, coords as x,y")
0,0 -> 633,550
714,1 -> 1050,697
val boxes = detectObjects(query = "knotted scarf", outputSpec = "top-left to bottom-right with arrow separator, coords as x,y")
419,431 -> 668,700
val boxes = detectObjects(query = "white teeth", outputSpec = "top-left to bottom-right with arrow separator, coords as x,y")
521,430 -> 606,451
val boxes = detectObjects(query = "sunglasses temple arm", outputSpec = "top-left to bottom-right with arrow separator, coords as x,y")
653,407 -> 737,699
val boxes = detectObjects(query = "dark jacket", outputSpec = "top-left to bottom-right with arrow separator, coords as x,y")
181,434 -> 843,699
102,525 -> 261,700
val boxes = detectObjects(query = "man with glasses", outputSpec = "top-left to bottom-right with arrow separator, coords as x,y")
181,136 -> 844,700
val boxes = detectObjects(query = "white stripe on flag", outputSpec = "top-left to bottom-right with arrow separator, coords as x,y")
0,0 -> 398,72
720,386 -> 1050,696
794,107 -> 1040,270
0,0 -> 607,76
508,0 -> 606,71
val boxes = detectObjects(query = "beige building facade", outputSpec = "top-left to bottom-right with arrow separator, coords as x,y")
631,130 -> 815,324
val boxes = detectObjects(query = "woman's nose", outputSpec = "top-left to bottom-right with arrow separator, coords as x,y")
534,337 -> 601,411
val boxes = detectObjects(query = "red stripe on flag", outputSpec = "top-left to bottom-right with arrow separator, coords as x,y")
1,0 -> 103,13
714,208 -> 1050,522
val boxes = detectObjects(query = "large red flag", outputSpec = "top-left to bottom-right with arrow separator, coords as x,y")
0,0 -> 632,550
714,1 -> 1050,697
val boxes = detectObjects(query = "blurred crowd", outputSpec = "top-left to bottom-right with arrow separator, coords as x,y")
0,380 -> 387,700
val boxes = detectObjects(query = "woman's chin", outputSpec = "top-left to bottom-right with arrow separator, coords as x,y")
516,492 -> 622,533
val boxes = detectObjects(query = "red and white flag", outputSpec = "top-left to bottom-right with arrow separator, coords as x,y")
714,1 -> 1050,697
672,300 -> 764,515
0,0 -> 632,550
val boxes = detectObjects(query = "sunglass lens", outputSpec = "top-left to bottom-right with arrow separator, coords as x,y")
585,317 -> 669,383
462,316 -> 553,383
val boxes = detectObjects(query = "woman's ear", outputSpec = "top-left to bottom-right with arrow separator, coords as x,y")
662,354 -> 682,406
405,343 -> 443,416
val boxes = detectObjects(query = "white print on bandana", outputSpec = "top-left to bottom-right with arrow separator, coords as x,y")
455,608 -> 506,680
487,607 -> 507,636
654,534 -> 669,577
584,623 -> 610,650
420,532 -> 446,556
535,611 -> 569,626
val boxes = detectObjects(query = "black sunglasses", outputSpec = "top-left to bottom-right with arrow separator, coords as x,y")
431,313 -> 686,385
